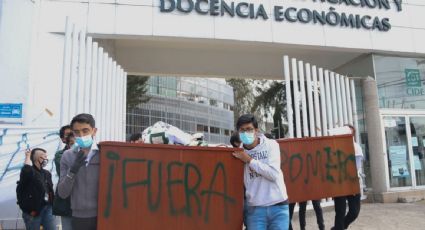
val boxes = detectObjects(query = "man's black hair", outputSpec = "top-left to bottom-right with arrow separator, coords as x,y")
71,113 -> 96,129
59,125 -> 71,139
230,131 -> 241,147
264,133 -> 274,139
30,148 -> 46,163
236,114 -> 258,130
129,133 -> 142,142
345,124 -> 356,136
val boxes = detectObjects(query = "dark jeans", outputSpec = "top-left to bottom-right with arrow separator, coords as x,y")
289,200 -> 324,230
333,194 -> 361,230
22,205 -> 55,230
72,216 -> 97,230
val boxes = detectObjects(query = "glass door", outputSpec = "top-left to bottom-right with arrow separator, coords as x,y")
409,117 -> 425,186
383,116 -> 413,188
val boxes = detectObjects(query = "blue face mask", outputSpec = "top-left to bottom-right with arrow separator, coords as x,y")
75,135 -> 93,149
239,132 -> 255,145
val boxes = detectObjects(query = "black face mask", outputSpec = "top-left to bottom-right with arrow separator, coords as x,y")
38,158 -> 48,168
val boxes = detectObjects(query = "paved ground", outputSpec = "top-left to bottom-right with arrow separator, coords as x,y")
291,201 -> 425,230
2,201 -> 425,229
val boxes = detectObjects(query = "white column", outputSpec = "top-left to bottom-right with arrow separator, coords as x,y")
284,56 -> 293,138
60,18 -> 72,126
298,61 -> 308,137
95,47 -> 104,137
324,70 -> 333,130
123,73 -> 128,141
111,63 -> 118,140
362,77 -> 387,193
351,80 -> 360,142
100,53 -> 109,141
90,42 -> 98,116
330,72 -> 338,129
119,68 -> 124,141
84,36 -> 92,113
115,66 -> 122,141
105,59 -> 113,140
306,63 -> 315,137
341,75 -> 348,125
318,68 -> 328,136
69,25 -> 79,119
292,58 -> 301,138
312,66 -> 321,137
336,74 -> 343,127
346,77 -> 353,125
77,30 -> 86,114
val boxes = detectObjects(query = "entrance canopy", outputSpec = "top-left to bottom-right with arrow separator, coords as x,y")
100,36 -> 365,79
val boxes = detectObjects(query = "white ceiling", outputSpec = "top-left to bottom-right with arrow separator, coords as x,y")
100,36 -> 370,79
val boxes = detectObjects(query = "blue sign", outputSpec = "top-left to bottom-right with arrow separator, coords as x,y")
0,104 -> 23,118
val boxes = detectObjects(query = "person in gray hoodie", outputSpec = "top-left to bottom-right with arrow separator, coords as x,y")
58,113 -> 99,230
232,114 -> 289,230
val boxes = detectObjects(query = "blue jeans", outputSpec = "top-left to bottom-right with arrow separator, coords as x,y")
22,205 -> 56,230
61,216 -> 73,230
245,204 -> 289,230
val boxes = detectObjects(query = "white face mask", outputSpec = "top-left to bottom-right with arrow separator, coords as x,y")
38,158 -> 48,168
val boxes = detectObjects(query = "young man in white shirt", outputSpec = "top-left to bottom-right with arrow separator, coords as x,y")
232,114 -> 289,230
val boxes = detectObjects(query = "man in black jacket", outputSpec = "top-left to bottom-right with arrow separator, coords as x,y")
18,148 -> 55,230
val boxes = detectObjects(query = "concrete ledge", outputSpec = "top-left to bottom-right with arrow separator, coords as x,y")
365,189 -> 425,203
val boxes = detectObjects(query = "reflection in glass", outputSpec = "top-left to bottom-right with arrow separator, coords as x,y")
410,117 -> 425,186
384,116 -> 412,187
374,55 -> 425,109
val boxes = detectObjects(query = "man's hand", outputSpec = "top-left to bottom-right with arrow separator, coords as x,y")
70,150 -> 87,174
24,149 -> 32,165
232,151 -> 253,163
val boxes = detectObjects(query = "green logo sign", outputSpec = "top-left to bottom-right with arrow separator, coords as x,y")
405,69 -> 421,87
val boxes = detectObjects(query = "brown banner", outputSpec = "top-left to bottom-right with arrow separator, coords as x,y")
97,142 -> 244,230
278,134 -> 360,203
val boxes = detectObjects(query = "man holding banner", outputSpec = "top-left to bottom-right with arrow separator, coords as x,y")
232,114 -> 289,230
331,125 -> 364,230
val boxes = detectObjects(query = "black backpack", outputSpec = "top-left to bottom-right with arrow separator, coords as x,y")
16,179 -> 35,214
16,167 -> 47,215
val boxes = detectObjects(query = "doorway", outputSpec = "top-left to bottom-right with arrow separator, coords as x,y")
382,111 -> 425,189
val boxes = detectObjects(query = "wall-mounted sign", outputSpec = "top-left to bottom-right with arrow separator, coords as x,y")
405,69 -> 422,87
160,0 -> 403,32
0,103 -> 23,118
405,69 -> 424,96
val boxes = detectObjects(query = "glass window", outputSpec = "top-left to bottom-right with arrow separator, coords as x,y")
374,55 -> 425,109
166,89 -> 177,97
159,87 -> 167,96
384,116 -> 412,187
197,124 -> 205,132
210,126 -> 220,134
197,96 -> 207,104
149,85 -> 159,95
410,117 -> 425,186
209,99 -> 218,107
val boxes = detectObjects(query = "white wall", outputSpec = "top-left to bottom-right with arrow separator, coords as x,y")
0,0 -> 36,125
